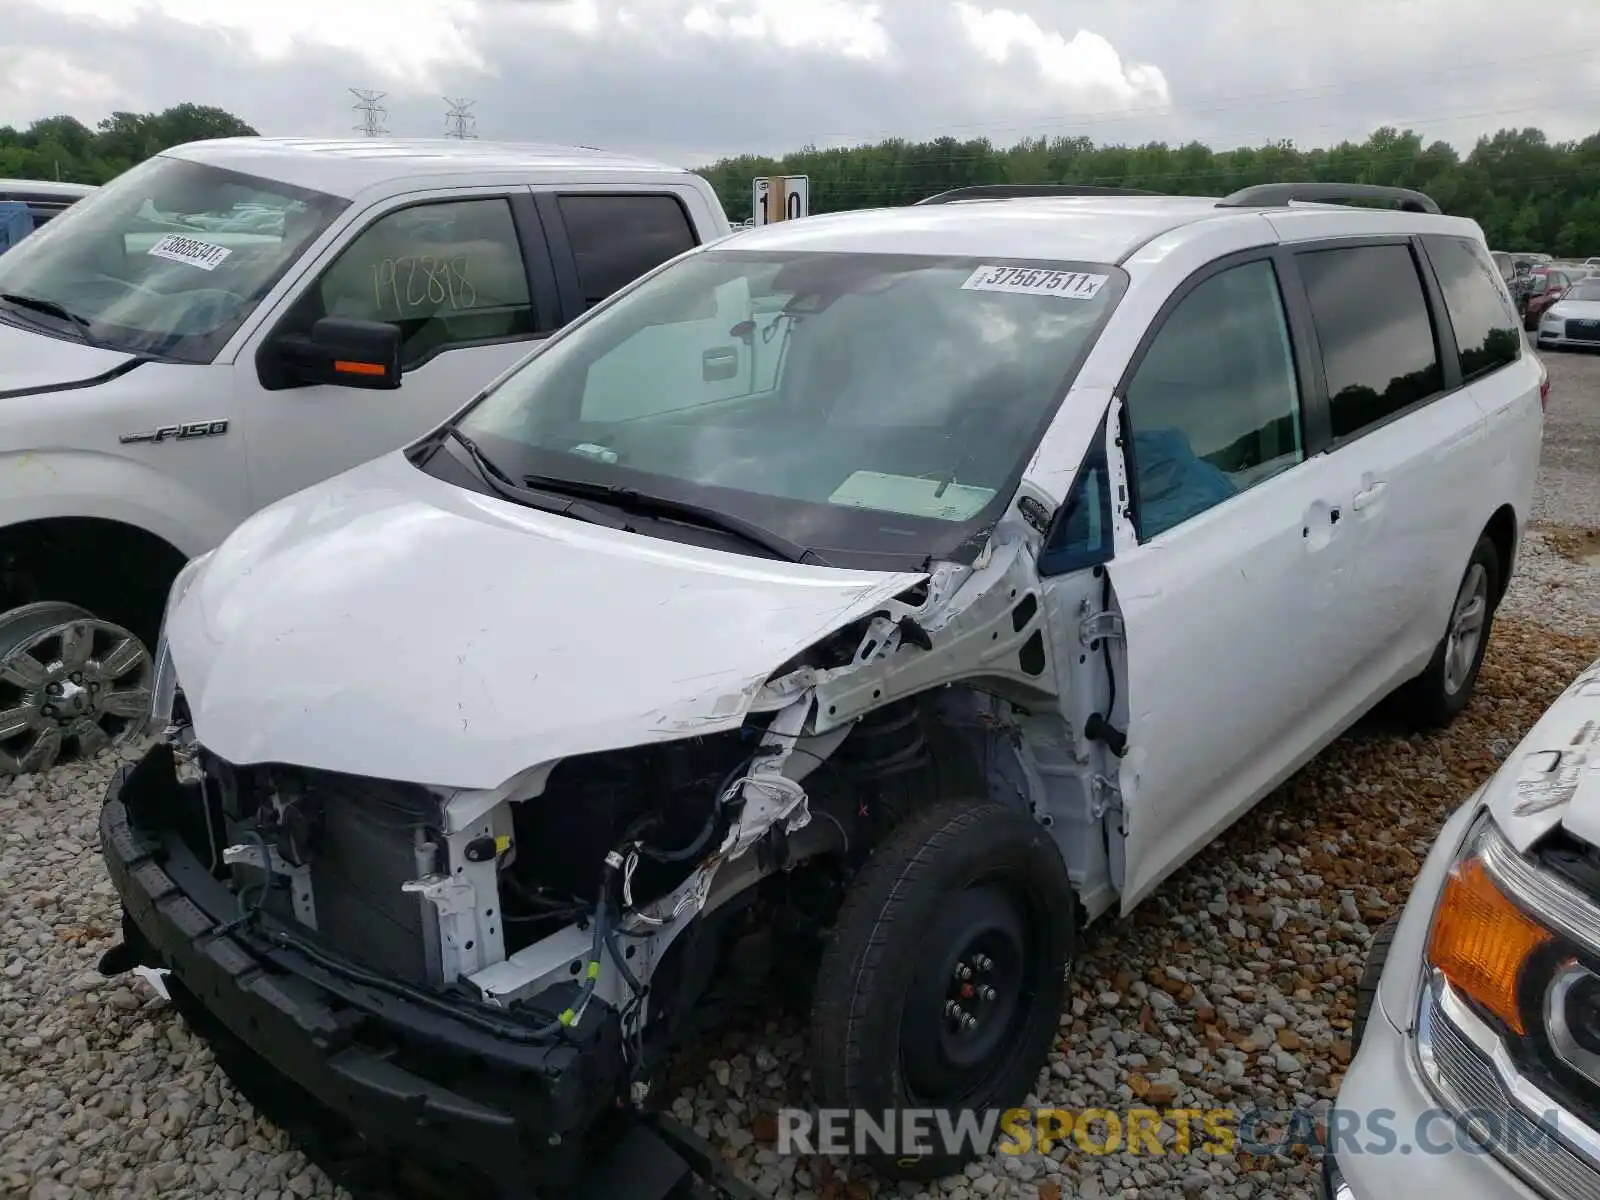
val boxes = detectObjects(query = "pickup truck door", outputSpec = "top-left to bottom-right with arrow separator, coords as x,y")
532,190 -> 706,323
232,186 -> 561,510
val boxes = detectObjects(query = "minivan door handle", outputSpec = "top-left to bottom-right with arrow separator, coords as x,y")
1352,481 -> 1388,511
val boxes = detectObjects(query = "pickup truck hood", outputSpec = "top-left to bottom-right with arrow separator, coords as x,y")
0,316 -> 138,398
1487,655 -> 1600,853
166,451 -> 926,789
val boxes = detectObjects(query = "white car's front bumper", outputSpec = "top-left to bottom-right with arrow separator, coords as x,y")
1537,318 -> 1600,348
1328,986 -> 1545,1199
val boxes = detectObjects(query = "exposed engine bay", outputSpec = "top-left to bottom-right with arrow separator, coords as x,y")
153,523 -> 1130,1097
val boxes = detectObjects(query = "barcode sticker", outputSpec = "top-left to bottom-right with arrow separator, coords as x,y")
147,233 -> 231,271
961,265 -> 1108,299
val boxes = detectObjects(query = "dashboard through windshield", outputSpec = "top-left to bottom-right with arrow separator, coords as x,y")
447,249 -> 1125,567
0,155 -> 348,362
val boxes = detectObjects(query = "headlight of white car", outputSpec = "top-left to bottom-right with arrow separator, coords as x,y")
147,550 -> 211,731
1415,812 -> 1600,1184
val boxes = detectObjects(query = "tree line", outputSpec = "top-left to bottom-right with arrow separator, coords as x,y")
701,126 -> 1600,257
0,105 -> 257,188
7,105 -> 1599,256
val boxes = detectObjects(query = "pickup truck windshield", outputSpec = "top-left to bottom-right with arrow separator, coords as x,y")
454,249 -> 1122,565
0,155 -> 347,362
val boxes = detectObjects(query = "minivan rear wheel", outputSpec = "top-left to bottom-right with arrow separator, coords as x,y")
1391,535 -> 1499,730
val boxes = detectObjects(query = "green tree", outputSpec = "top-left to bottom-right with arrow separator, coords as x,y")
0,104 -> 258,186
696,124 -> 1600,254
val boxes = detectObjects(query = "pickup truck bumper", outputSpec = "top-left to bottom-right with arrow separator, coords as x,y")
97,744 -> 623,1197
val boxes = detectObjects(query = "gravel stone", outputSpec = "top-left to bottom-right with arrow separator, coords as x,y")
3,354 -> 1597,1199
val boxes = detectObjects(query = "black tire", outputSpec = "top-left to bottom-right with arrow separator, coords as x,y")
1390,534 -> 1499,730
1352,917 -> 1399,1052
809,799 -> 1074,1182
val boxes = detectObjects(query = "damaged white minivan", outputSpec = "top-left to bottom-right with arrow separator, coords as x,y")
98,182 -> 1543,1195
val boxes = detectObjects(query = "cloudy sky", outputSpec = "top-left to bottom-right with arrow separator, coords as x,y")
4,0 -> 1599,167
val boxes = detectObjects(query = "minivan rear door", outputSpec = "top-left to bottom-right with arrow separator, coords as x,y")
1096,251 -> 1357,910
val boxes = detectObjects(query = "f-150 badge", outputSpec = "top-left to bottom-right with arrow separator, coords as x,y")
119,419 -> 229,445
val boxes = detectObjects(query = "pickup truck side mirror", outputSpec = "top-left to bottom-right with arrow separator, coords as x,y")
257,317 -> 403,391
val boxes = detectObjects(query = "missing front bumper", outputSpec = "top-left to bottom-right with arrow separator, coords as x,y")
97,744 -> 627,1194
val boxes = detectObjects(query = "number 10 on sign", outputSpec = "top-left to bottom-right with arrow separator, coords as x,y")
752,176 -> 809,226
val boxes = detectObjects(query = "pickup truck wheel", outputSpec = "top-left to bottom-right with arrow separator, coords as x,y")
809,800 -> 1074,1182
1390,535 -> 1499,731
0,601 -> 153,775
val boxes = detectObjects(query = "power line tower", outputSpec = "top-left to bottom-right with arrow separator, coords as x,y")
444,97 -> 478,140
350,88 -> 389,137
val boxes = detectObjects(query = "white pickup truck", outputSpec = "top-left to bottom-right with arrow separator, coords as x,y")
0,137 -> 732,774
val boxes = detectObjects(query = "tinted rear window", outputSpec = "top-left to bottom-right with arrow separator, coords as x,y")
1422,235 -> 1520,382
1297,243 -> 1443,440
556,193 -> 698,309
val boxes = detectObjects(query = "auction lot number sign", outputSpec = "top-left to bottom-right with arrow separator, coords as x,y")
752,176 -> 810,226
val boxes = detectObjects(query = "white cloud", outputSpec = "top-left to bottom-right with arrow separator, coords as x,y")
13,0 -> 488,84
0,47 -> 120,117
683,0 -> 890,61
497,0 -> 602,37
954,4 -> 1168,106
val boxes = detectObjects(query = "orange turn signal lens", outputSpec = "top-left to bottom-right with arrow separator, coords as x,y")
1427,856 -> 1552,1034
334,359 -> 386,376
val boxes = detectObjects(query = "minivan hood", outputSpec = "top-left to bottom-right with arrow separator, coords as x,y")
166,452 -> 927,789
1487,656 -> 1600,853
0,317 -> 138,398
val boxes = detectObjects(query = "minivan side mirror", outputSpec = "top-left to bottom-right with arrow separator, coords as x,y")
258,317 -> 402,391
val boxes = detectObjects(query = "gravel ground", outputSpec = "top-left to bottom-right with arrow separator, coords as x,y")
3,353 -> 1597,1200
1500,344 -> 1600,634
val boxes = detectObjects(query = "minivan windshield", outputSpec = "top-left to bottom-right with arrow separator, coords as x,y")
452,249 -> 1123,566
0,154 -> 348,362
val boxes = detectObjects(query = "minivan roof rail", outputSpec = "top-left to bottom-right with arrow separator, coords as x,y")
1216,183 -> 1442,215
916,183 -> 1161,205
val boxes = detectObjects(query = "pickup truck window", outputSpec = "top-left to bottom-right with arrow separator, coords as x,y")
453,249 -> 1122,565
282,197 -> 536,369
0,154 -> 346,363
556,193 -> 698,309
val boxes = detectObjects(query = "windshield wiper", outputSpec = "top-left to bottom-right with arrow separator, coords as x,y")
442,428 -> 632,531
446,426 -> 518,486
0,293 -> 99,345
521,472 -> 817,564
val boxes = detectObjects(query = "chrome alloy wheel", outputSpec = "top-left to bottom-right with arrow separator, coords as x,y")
0,602 -> 153,775
1442,562 -> 1490,697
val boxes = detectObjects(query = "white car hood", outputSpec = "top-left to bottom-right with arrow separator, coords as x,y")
1487,655 -> 1600,853
1549,298 -> 1600,321
167,451 -> 927,789
0,316 -> 137,396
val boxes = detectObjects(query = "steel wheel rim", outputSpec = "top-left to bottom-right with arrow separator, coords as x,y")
1442,563 -> 1489,696
0,605 -> 153,774
899,883 -> 1039,1105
